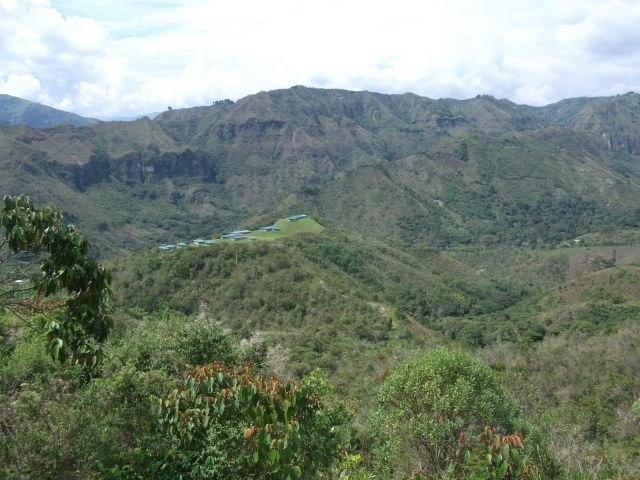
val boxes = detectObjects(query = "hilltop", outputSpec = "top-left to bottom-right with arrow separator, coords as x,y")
157,214 -> 324,249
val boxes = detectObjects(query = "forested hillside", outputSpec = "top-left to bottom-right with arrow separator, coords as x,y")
2,88 -> 640,479
3,222 -> 640,478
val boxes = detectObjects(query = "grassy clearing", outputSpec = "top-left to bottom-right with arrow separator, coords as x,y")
250,217 -> 325,240
202,217 -> 325,244
158,217 -> 324,249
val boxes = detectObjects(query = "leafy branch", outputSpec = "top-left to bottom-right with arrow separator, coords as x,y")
0,195 -> 112,367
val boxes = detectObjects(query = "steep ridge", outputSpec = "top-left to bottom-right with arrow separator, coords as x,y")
569,92 -> 640,155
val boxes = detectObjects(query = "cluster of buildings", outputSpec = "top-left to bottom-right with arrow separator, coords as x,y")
157,214 -> 308,251
221,230 -> 253,241
158,239 -> 214,250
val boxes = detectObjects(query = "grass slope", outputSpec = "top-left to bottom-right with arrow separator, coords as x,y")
252,217 -> 325,239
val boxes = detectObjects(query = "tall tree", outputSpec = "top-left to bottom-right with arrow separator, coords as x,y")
0,195 -> 111,366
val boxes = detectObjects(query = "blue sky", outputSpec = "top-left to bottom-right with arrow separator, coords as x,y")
1,0 -> 639,118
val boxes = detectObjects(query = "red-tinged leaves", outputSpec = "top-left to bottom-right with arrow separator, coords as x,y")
157,363 -> 327,478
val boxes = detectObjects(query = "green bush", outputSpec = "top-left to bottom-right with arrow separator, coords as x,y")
157,365 -> 350,479
372,348 -> 519,478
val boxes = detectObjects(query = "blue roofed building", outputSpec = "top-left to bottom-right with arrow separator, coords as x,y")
286,214 -> 308,221
221,232 -> 248,240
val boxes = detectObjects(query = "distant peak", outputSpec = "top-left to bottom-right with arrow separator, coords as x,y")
0,93 -> 97,128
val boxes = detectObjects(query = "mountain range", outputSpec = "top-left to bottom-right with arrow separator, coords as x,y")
1,86 -> 640,255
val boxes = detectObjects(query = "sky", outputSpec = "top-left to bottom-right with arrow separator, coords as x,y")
1,0 -> 639,119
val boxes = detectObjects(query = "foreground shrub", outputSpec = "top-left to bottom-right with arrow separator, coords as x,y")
372,348 -> 519,478
455,426 -> 541,480
158,364 -> 349,479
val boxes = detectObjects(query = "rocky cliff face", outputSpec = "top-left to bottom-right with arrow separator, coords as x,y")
112,149 -> 219,184
570,93 -> 640,155
48,148 -> 219,190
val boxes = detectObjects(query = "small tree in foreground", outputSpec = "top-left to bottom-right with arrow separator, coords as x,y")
372,348 -> 520,478
0,195 -> 111,366
158,364 -> 349,479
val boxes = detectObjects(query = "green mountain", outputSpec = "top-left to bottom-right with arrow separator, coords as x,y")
2,87 -> 640,254
0,94 -> 98,128
107,226 -> 553,399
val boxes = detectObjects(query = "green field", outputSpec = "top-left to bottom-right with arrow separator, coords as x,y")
159,216 -> 324,249
205,216 -> 325,244
249,217 -> 325,239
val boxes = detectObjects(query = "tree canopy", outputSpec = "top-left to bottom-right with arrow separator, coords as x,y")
158,364 -> 350,479
0,195 -> 111,366
372,348 -> 519,478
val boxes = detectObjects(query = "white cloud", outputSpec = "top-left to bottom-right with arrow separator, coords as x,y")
0,0 -> 639,117
0,73 -> 43,98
